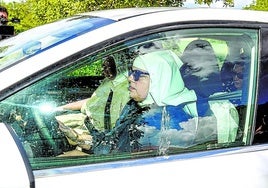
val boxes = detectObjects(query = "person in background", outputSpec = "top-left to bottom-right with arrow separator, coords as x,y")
221,60 -> 247,108
232,61 -> 245,90
221,60 -> 245,92
0,6 -> 14,40
0,6 -> 8,25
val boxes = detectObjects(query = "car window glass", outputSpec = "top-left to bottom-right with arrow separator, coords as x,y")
0,27 -> 258,170
0,16 -> 115,70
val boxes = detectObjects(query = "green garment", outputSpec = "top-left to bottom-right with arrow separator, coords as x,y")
81,73 -> 130,131
55,72 -> 129,149
208,93 -> 239,143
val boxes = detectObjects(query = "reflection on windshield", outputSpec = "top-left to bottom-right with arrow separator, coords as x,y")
0,16 -> 115,70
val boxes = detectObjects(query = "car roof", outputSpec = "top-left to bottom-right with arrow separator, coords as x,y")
82,7 -> 268,23
80,7 -> 182,21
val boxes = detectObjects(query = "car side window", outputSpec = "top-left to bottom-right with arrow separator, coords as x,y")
0,27 -> 259,170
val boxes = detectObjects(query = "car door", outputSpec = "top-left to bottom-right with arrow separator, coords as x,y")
1,21 -> 268,188
0,123 -> 34,188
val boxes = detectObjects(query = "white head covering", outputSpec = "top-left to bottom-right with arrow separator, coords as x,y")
133,50 -> 197,107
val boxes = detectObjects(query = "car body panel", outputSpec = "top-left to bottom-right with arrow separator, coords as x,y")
34,145 -> 268,188
0,123 -> 33,188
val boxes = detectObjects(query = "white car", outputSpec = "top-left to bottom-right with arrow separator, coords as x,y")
0,7 -> 268,188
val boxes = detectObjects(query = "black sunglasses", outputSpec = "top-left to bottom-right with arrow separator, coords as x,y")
129,69 -> 149,81
232,72 -> 243,79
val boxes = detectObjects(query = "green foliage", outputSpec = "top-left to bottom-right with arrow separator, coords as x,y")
224,0 -> 234,7
244,0 -> 268,11
6,2 -> 34,33
70,60 -> 103,76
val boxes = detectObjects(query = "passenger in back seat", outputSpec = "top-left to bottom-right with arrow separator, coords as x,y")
221,60 -> 245,92
221,60 -> 247,106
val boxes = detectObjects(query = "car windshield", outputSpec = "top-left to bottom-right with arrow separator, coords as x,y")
0,15 -> 115,70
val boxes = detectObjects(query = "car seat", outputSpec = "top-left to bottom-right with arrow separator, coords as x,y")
180,39 -> 222,116
180,39 -> 239,143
